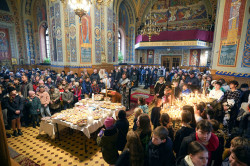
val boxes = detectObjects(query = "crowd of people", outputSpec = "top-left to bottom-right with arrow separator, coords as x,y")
0,65 -> 249,166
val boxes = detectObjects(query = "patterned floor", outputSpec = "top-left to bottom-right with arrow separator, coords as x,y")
7,106 -> 151,166
7,87 -> 152,166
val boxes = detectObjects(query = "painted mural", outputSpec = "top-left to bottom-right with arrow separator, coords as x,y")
152,1 -> 207,23
95,6 -> 101,63
242,19 -> 250,68
147,50 -> 154,64
0,28 -> 11,60
25,20 -> 36,62
80,12 -> 92,63
107,8 -> 113,63
54,2 -> 63,62
189,49 -> 200,66
218,0 -> 246,67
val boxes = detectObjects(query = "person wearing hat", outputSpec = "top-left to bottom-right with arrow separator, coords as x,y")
36,80 -> 49,92
45,76 -> 55,89
5,87 -> 24,137
97,117 -> 119,165
48,86 -> 61,114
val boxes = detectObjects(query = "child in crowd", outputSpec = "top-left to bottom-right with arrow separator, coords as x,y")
36,85 -> 51,117
98,78 -> 105,91
133,107 -> 142,131
160,113 -> 174,141
148,126 -> 175,166
91,80 -> 100,94
97,117 -> 118,165
58,84 -> 64,108
27,91 -> 41,128
138,97 -> 148,114
178,120 -> 219,166
115,131 -> 144,166
135,113 -> 152,166
114,110 -> 129,151
178,141 -> 208,166
228,146 -> 250,166
222,136 -> 249,166
62,86 -> 74,109
174,110 -> 195,156
182,83 -> 191,96
151,98 -> 162,129
194,103 -> 206,122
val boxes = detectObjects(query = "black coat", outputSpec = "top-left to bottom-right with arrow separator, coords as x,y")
5,95 -> 24,120
90,73 -> 100,83
151,107 -> 161,129
154,83 -> 166,98
148,137 -> 175,166
173,126 -> 195,156
115,149 -> 130,166
115,119 -> 129,151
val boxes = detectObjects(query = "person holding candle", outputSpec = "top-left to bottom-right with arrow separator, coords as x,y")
162,85 -> 172,105
160,113 -> 174,141
138,97 -> 148,114
133,107 -> 142,131
154,77 -> 166,99
182,83 -> 191,96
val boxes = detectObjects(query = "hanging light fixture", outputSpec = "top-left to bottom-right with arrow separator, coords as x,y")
68,0 -> 91,18
93,0 -> 113,7
141,0 -> 162,41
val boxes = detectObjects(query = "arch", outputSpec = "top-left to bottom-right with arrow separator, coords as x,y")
39,22 -> 47,62
118,27 -> 126,61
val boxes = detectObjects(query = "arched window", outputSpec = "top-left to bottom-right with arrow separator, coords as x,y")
45,28 -> 50,59
118,31 -> 121,53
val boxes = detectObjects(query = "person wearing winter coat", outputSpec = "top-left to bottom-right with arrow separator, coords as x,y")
5,87 -> 24,137
62,86 -> 74,109
174,110 -> 195,157
90,69 -> 100,83
27,91 -> 41,128
148,126 -> 175,166
82,77 -> 92,98
178,141 -> 208,166
36,86 -> 51,117
97,117 -> 119,165
177,120 -> 219,166
49,86 -> 61,114
114,110 -> 129,151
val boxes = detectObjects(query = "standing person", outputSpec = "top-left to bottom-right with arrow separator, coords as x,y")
154,77 -> 166,99
36,86 -> 51,117
118,73 -> 131,111
131,71 -> 138,88
90,69 -> 100,83
115,110 -> 129,151
27,91 -> 41,128
177,141 -> 208,166
48,86 -> 61,114
91,80 -> 100,94
151,98 -> 162,129
174,110 -> 195,156
133,107 -> 142,131
138,97 -> 148,114
178,120 -> 219,166
82,77 -> 92,98
115,131 -> 144,166
97,117 -> 119,165
185,72 -> 199,91
5,87 -> 24,137
148,126 -> 175,166
113,68 -> 121,90
222,80 -> 241,132
21,75 -> 33,126
160,113 -> 174,141
136,113 -> 152,166
209,81 -> 224,102
62,86 -> 74,109
144,70 -> 149,89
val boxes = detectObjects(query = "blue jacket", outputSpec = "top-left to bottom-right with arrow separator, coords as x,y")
82,81 -> 92,94
182,89 -> 191,95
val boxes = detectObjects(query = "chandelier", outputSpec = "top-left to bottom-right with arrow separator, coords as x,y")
93,0 -> 113,6
141,0 -> 161,41
68,0 -> 91,18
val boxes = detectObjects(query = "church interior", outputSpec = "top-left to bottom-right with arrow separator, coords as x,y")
0,0 -> 250,166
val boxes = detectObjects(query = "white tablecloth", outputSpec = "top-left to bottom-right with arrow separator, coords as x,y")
51,107 -> 125,139
39,121 -> 67,139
